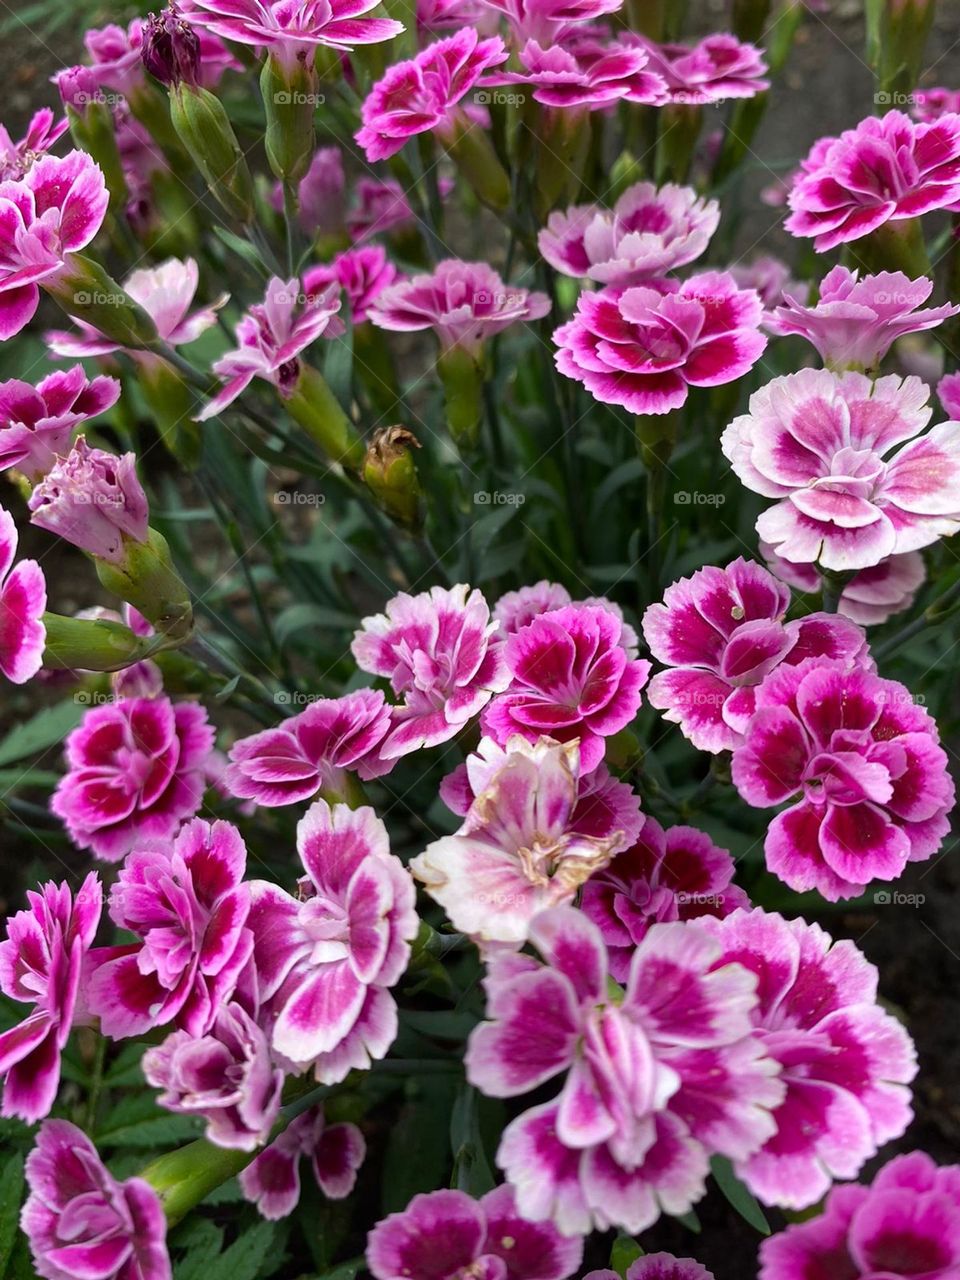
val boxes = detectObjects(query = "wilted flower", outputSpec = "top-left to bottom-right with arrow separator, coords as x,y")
0,367 -> 120,480
142,6 -> 202,87
0,874 -> 101,1122
760,542 -> 926,626
723,370 -> 960,571
239,1106 -> 365,1218
731,658 -> 955,900
0,108 -> 68,181
303,246 -> 398,324
636,33 -> 769,104
0,504 -> 46,684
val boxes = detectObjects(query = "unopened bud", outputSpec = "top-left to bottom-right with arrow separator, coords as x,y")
142,6 -> 202,89
260,55 -> 317,183
363,426 -> 423,528
285,363 -> 365,470
169,83 -> 255,223
437,345 -> 485,448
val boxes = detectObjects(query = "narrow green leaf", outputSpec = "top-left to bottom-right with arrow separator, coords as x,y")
710,1156 -> 770,1235
0,702 -> 84,767
0,1153 -> 25,1278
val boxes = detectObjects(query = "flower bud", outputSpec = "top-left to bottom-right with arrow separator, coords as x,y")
44,255 -> 159,350
363,426 -> 423,528
168,83 -> 255,223
437,345 -> 485,448
534,108 -> 591,217
444,115 -> 510,211
139,358 -> 202,469
41,612 -> 163,672
95,527 -> 193,642
142,6 -> 202,89
140,1139 -> 253,1227
284,363 -> 365,470
260,55 -> 317,184
866,0 -> 936,98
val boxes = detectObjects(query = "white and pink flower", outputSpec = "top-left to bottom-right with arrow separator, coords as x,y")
239,1105 -> 365,1218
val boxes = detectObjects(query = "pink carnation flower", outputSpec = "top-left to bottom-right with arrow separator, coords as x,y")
0,366 -> 120,480
46,258 -> 226,359
494,580 -> 572,633
701,908 -> 915,1208
767,266 -> 959,369
239,1105 -> 365,1219
412,735 -> 641,947
479,0 -> 622,44
0,504 -> 46,685
352,583 -> 510,759
196,275 -> 343,420
88,819 -> 253,1038
369,259 -> 550,355
355,29 -> 508,163
636,33 -> 769,105
581,816 -> 749,983
554,272 -> 767,415
273,147 -> 345,237
730,256 -> 804,312
785,111 -> 960,252
303,245 -> 398,324
248,801 -> 418,1082
52,695 -> 215,860
723,369 -> 960,571
731,659 -> 955,900
0,108 -> 68,181
182,0 -> 403,71
347,177 -> 415,240
466,908 -> 784,1236
482,603 -> 651,772
759,1151 -> 960,1280
913,87 -> 960,124
588,1259 -> 713,1280
0,873 -> 101,1122
539,183 -> 718,285
367,1185 -> 583,1280
225,689 -> 392,806
28,438 -> 149,564
0,150 -> 108,340
483,38 -> 667,110
143,1001 -> 283,1151
937,369 -> 960,419
760,541 -> 926,626
23,1119 -> 170,1280
642,557 -> 870,753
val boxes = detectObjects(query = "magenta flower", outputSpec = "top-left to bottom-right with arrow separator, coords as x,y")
479,0 -> 622,44
352,583 -> 510,759
271,147 -> 345,237
0,150 -> 108,340
143,1001 -> 283,1150
303,245 -> 398,324
731,659 -> 955,900
23,1120 -> 170,1280
0,504 -> 46,685
184,0 -> 404,72
581,816 -> 748,983
483,38 -> 667,110
481,603 -> 650,772
494,580 -> 572,635
88,818 -> 252,1038
539,183 -> 719,286
225,689 -> 393,806
412,736 -> 640,947
248,801 -> 417,1082
588,1260 -> 713,1280
767,266 -> 960,369
466,908 -> 784,1235
723,369 -> 960,571
642,557 -> 870,753
84,21 -> 149,95
937,370 -> 960,419
0,873 -> 100,1122
0,367 -> 119,480
347,178 -> 415,240
355,29 -> 508,163
637,33 -> 769,105
239,1105 -> 365,1218
913,87 -> 960,123
761,542 -> 926,626
0,108 -> 67,181
554,272 -> 767,415
28,438 -> 149,565
367,1185 -> 583,1280
52,695 -> 214,861
730,256 -> 804,313
785,111 -> 960,252
369,259 -> 550,356
759,1151 -> 960,1280
701,909 -> 916,1209
196,275 -> 343,420
47,258 -> 226,359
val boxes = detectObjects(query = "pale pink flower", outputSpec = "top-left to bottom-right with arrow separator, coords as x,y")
539,183 -> 718,285
759,1151 -> 960,1280
482,603 -> 651,771
0,150 -> 108,340
239,1106 -> 365,1218
0,366 -> 120,480
785,111 -> 960,251
270,147 -> 345,236
225,688 -> 393,806
768,266 -> 959,369
412,735 -> 640,947
23,1119 -> 170,1280
723,370 -> 960,571
419,0 -> 495,35
937,370 -> 960,419
52,696 -> 214,861
355,29 -> 508,163
347,178 -> 415,240
196,275 -> 343,420
554,272 -> 767,415
84,21 -> 149,96
367,1186 -> 583,1280
303,245 -> 398,324
248,801 -> 417,1082
466,908 -> 784,1236
642,557 -> 870,753
0,874 -> 101,1122
88,819 -> 253,1038
352,583 -> 510,759
760,541 -> 926,626
0,109 -> 68,181
143,1001 -> 283,1150
636,33 -> 769,105
581,816 -> 749,982
0,504 -> 46,685
494,580 -> 572,634
478,0 -> 622,44
731,659 -> 955,900
483,37 -> 667,110
730,256 -> 805,313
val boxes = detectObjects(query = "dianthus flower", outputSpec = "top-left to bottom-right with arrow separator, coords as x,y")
636,33 -> 769,105
760,542 -> 926,626
0,367 -> 120,481
303,245 -> 398,324
239,1105 -> 365,1218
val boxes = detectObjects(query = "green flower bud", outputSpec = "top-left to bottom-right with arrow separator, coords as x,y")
438,345 -> 485,448
41,613 -> 165,672
95,527 -> 193,643
363,426 -> 423,528
169,83 -> 255,224
44,255 -> 159,351
261,55 -> 318,184
285,363 -> 365,470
